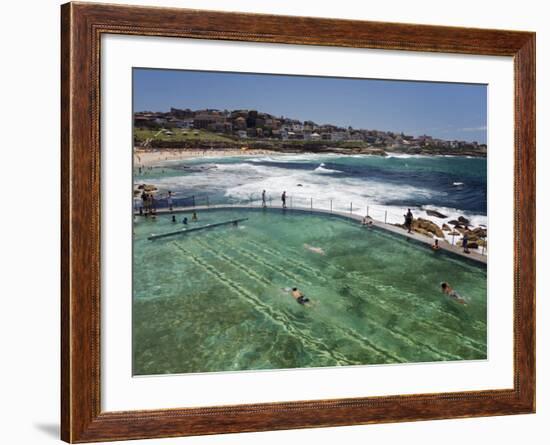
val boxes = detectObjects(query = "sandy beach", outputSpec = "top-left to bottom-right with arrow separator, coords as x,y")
134,148 -> 278,167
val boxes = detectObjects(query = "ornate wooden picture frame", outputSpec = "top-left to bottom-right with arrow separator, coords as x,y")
61,2 -> 535,442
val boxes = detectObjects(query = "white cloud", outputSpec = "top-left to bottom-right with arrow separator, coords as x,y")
460,125 -> 487,132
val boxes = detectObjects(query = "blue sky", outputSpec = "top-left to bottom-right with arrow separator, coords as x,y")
133,68 -> 487,143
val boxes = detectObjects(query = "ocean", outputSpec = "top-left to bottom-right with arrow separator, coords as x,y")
135,153 -> 487,230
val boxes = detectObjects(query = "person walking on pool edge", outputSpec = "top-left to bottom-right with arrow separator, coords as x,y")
262,190 -> 267,208
167,190 -> 173,212
404,208 -> 413,233
281,191 -> 287,209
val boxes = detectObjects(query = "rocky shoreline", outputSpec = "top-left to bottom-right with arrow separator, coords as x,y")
395,213 -> 487,250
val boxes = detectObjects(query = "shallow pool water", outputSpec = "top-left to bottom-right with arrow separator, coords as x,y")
133,209 -> 487,375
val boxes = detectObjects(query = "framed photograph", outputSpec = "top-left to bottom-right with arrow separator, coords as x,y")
61,2 -> 535,442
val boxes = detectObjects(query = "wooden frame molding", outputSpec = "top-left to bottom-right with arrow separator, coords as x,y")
61,2 -> 536,442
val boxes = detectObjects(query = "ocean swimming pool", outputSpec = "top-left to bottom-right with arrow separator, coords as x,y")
133,208 -> 487,375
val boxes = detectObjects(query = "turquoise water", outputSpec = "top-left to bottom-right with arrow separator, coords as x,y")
133,209 -> 487,375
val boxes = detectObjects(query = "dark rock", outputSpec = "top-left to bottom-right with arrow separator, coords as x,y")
471,227 -> 487,238
458,216 -> 471,225
426,209 -> 448,218
413,218 -> 444,238
414,227 -> 434,238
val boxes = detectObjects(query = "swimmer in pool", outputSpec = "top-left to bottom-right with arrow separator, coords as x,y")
291,287 -> 310,305
304,244 -> 325,255
441,282 -> 467,305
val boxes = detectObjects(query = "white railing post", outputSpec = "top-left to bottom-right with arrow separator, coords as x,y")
310,197 -> 313,211
330,199 -> 333,213
384,210 -> 387,224
350,202 -> 353,214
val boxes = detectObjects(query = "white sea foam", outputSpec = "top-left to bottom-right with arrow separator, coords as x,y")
384,153 -> 425,159
142,154 -> 487,249
313,163 -> 340,174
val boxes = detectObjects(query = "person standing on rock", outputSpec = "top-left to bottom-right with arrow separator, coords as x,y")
462,233 -> 470,253
404,209 -> 413,233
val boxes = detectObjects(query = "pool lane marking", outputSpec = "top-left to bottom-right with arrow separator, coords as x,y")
191,238 -> 273,287
250,235 -> 488,345
244,235 -> 486,346
187,238 -> 410,364
206,236 -> 314,286
371,284 -> 487,355
213,236 -> 462,359
172,242 -> 360,367
342,281 -> 486,358
186,238 -> 407,364
175,241 -> 404,365
239,236 -> 486,358
243,238 -> 325,277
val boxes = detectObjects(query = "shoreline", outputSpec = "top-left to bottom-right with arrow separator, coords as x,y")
134,148 -> 279,167
134,148 -> 487,255
134,147 -> 486,167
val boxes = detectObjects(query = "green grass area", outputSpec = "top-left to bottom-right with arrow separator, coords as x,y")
134,128 -> 236,143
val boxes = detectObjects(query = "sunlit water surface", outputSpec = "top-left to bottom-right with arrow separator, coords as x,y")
133,209 -> 486,375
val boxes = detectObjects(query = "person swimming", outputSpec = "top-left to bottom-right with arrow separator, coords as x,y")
441,282 -> 467,305
432,239 -> 440,250
304,244 -> 325,255
291,287 -> 310,305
